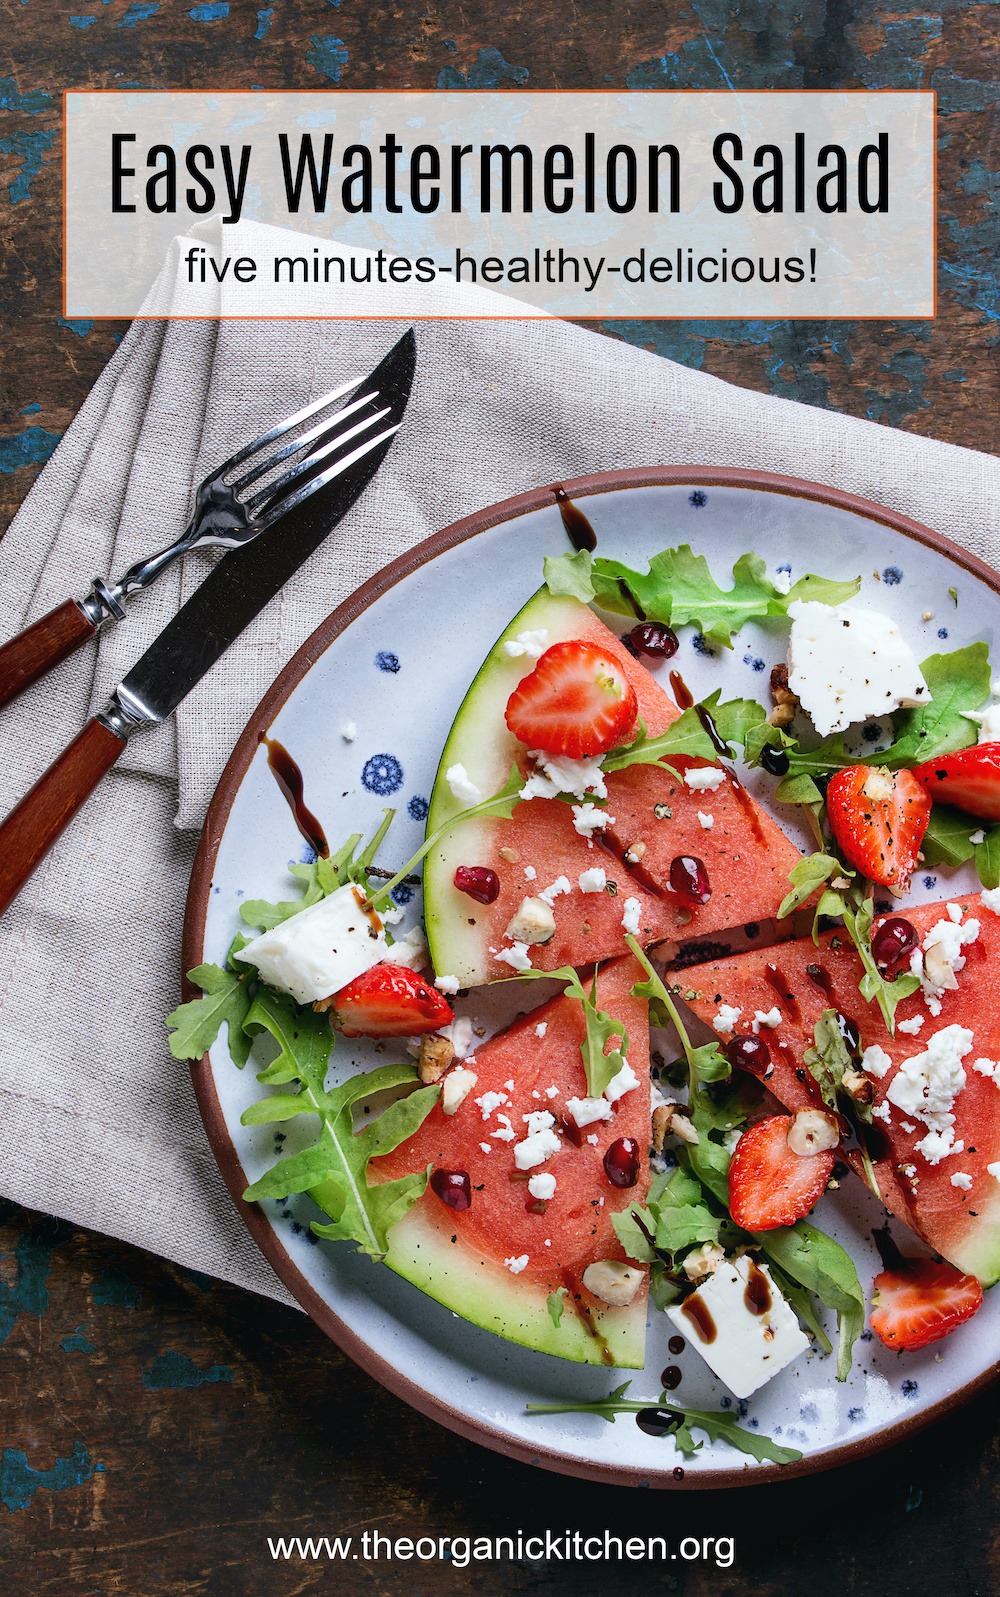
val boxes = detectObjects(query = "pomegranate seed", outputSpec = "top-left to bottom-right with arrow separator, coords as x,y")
835,1010 -> 861,1055
669,854 -> 711,904
628,622 -> 679,660
726,1034 -> 772,1078
603,1136 -> 641,1188
453,865 -> 500,905
560,1115 -> 584,1147
871,915 -> 919,973
430,1168 -> 472,1211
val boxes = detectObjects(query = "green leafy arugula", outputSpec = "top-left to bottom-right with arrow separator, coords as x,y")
601,691 -> 764,775
803,1009 -> 854,1115
526,1382 -> 802,1466
547,1287 -> 567,1328
167,940 -> 254,1067
922,803 -> 1000,889
240,810 -> 395,931
238,987 -> 439,1259
544,546 -> 859,650
515,965 -> 628,1097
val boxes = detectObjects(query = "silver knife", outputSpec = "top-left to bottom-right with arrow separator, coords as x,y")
0,329 -> 416,916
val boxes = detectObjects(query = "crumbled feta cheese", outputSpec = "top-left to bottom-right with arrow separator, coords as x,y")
340,721 -> 357,741
951,1171 -> 973,1190
523,864 -> 537,880
586,1132 -> 599,1145
565,1095 -> 614,1127
445,763 -> 483,805
604,1060 -> 639,1103
963,703 -> 1000,744
787,600 -> 930,736
578,867 -> 607,894
514,1126 -> 562,1169
862,1044 -> 893,1079
528,1172 -> 557,1201
989,1162 -> 1000,1183
236,883 -> 389,1004
971,829 -> 987,846
697,811 -> 715,830
504,1254 -> 529,1274
544,1083 -> 559,1098
538,875 -> 573,907
916,1127 -> 964,1165
887,1024 -> 972,1164
683,766 -> 726,793
385,924 -> 429,970
475,1091 -> 507,1120
974,1057 -> 999,1079
897,1016 -> 925,1036
752,1007 -> 783,1032
981,886 -> 1000,915
666,1257 -> 809,1399
505,896 -> 557,945
901,1121 -> 916,1133
772,568 -> 792,595
495,942 -> 533,971
491,1114 -> 516,1142
437,1015 -> 476,1058
434,974 -> 461,995
947,902 -> 964,924
916,913 -> 980,1003
520,752 -> 608,803
503,627 -> 549,660
571,802 -> 613,839
441,1066 -> 477,1116
621,897 -> 642,935
872,1101 -> 892,1123
522,1109 -> 556,1136
714,1004 -> 742,1034
479,1141 -> 492,1155
535,1022 -> 548,1039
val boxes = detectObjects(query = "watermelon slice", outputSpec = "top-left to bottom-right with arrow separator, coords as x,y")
679,894 -> 1000,1285
374,955 -> 651,1366
424,589 -> 802,988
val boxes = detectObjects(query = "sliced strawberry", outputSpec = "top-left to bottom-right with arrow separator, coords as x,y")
728,1114 -> 836,1231
911,742 -> 1000,823
870,1258 -> 983,1351
826,764 -> 931,888
504,640 -> 638,759
329,963 -> 454,1038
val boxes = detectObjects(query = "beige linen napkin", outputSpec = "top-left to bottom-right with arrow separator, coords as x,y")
2,227 -> 999,1303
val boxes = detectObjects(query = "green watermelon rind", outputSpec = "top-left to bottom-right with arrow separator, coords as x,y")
423,588 -> 589,985
384,1203 -> 648,1367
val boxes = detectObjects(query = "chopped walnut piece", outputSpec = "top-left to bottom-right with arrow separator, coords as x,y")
418,1033 -> 455,1084
653,1101 -> 699,1149
842,1068 -> 874,1105
768,661 -> 800,728
498,846 -> 521,864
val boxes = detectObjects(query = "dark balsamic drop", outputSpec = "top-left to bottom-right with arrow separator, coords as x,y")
660,1364 -> 683,1391
553,484 -> 596,551
261,735 -> 329,859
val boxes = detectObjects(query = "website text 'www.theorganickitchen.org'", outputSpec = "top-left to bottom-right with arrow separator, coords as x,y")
265,1529 -> 737,1568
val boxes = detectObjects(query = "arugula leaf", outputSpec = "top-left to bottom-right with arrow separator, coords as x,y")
777,853 -> 852,924
242,986 -> 333,1089
975,826 -> 1000,890
587,546 -> 859,651
803,1009 -> 854,1114
921,803 -> 978,869
526,1382 -> 802,1466
241,811 -> 396,930
166,952 -> 254,1067
743,720 -> 796,768
611,1204 -> 659,1264
758,1219 -> 865,1381
516,965 -> 627,1097
604,691 -> 764,775
843,894 -> 920,1033
649,1263 -> 684,1310
768,1261 -> 833,1354
366,764 -> 524,909
649,1167 -> 722,1259
877,642 -> 990,768
626,936 -> 731,1093
543,549 -> 596,603
546,1287 -> 568,1328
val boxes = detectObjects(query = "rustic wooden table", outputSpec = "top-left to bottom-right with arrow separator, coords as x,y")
2,3 -> 999,1592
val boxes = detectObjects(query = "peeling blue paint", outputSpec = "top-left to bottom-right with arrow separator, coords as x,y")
0,1225 -> 56,1342
0,78 -> 52,115
254,6 -> 272,39
866,349 -> 932,427
306,35 -> 348,82
58,316 -> 94,336
0,129 -> 56,203
116,1 -> 159,26
850,16 -> 942,90
19,401 -> 41,414
932,72 -> 1000,116
90,1268 -> 141,1309
60,1324 -> 96,1355
437,47 -> 529,89
189,1 -> 228,17
141,1351 -> 233,1389
69,14 -> 96,27
941,159 -> 1000,327
0,424 -> 61,473
1,1442 -> 102,1512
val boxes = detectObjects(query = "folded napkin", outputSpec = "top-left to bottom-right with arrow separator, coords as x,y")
3,223 -> 999,1305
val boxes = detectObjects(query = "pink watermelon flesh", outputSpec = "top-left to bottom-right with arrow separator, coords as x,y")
679,894 -> 1000,1284
373,955 -> 651,1363
461,604 -> 802,980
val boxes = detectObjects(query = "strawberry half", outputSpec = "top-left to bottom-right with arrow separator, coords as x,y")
870,1258 -> 983,1352
826,764 -> 931,888
911,742 -> 1000,822
504,640 -> 638,759
728,1114 -> 836,1231
329,963 -> 454,1038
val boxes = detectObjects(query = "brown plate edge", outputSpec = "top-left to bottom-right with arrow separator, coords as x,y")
183,462 -> 1000,1492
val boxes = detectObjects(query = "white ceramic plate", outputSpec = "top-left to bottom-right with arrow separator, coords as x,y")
185,467 -> 1000,1488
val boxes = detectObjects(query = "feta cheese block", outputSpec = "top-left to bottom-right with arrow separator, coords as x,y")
787,600 -> 930,736
666,1257 -> 808,1399
235,883 -> 389,1004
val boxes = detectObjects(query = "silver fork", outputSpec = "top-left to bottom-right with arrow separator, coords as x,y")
0,376 -> 400,709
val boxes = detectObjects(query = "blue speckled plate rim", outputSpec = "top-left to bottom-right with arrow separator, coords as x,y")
183,463 -> 1000,1491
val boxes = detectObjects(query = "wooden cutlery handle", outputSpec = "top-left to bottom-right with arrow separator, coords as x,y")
0,718 -> 125,915
0,599 -> 97,709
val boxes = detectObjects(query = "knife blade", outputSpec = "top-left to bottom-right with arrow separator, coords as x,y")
0,329 -> 416,915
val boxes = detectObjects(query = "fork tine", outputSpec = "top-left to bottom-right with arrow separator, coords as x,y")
230,388 -> 380,497
247,406 -> 392,519
256,424 -> 401,532
214,375 -> 366,479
